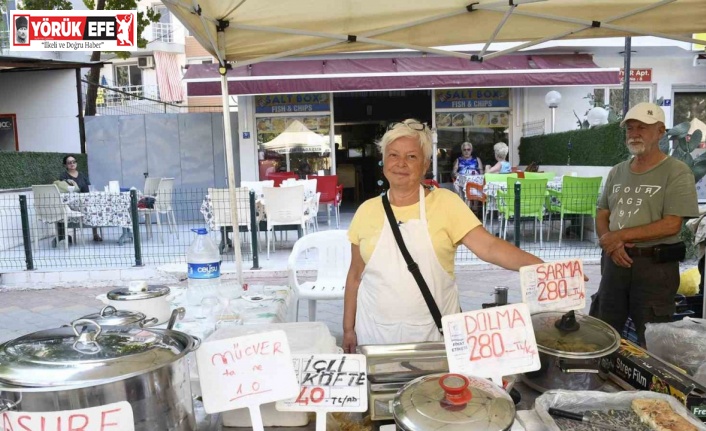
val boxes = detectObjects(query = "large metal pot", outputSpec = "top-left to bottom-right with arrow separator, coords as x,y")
76,305 -> 158,327
0,319 -> 200,430
522,311 -> 620,392
97,282 -> 174,324
392,373 -> 515,431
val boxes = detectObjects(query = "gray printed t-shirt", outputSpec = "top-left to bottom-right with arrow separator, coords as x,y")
598,156 -> 699,247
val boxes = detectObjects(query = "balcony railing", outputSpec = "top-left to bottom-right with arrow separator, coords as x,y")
151,22 -> 173,43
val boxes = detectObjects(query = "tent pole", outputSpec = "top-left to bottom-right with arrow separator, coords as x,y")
622,37 -> 632,118
217,29 -> 243,286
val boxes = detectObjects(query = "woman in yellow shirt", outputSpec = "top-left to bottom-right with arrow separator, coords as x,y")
343,119 -> 543,353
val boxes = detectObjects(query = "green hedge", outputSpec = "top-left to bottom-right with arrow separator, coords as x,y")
519,122 -> 630,166
0,152 -> 88,189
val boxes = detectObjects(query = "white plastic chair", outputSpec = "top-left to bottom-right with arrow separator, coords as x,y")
140,178 -> 177,242
208,187 -> 256,253
241,180 -> 273,199
32,185 -> 84,250
287,230 -> 351,321
262,185 -> 307,259
306,192 -> 321,232
143,177 -> 161,197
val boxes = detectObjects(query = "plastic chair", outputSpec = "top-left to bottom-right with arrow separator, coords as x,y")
546,176 -> 602,245
32,185 -> 84,250
496,177 -> 548,246
484,172 -> 518,183
262,185 -> 307,259
267,171 -> 299,187
241,180 -> 274,199
143,177 -> 161,197
140,178 -> 177,243
287,230 -> 352,321
423,179 -> 441,189
208,187 -> 255,253
309,174 -> 342,228
524,171 -> 556,181
465,180 -> 488,228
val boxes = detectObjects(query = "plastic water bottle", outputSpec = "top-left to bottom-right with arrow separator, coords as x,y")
186,228 -> 221,307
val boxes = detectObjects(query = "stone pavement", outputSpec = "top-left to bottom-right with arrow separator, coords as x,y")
0,264 -> 602,346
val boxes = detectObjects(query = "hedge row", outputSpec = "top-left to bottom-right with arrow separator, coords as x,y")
519,122 -> 630,167
0,152 -> 88,189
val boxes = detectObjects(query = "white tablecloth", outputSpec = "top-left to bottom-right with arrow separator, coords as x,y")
61,191 -> 133,228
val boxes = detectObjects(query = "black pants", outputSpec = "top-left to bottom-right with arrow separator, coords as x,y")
590,251 -> 678,346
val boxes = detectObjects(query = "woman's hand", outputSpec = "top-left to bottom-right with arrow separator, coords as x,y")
343,329 -> 358,354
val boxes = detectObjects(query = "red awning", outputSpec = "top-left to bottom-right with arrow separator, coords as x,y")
184,54 -> 618,96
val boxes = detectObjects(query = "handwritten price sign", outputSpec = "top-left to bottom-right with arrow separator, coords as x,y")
195,330 -> 299,419
0,401 -> 134,431
277,354 -> 368,413
442,303 -> 540,384
520,258 -> 585,313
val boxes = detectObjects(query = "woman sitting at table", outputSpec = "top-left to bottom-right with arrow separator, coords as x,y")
485,142 -> 512,174
452,142 -> 483,178
59,155 -> 102,242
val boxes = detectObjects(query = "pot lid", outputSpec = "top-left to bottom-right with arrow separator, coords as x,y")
0,319 -> 197,389
77,306 -> 147,326
532,311 -> 620,359
392,373 -> 515,431
106,282 -> 170,301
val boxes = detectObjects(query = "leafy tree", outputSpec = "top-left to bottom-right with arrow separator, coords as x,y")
20,0 -> 72,9
660,122 -> 706,182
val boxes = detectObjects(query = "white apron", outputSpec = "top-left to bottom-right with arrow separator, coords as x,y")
355,185 -> 460,345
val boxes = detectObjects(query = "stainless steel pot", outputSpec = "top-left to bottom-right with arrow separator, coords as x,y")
76,305 -> 158,327
522,311 -> 620,392
0,319 -> 200,430
97,282 -> 174,324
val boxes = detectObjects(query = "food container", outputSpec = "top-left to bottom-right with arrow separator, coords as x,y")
97,281 -> 173,324
0,319 -> 200,430
360,342 -> 449,420
523,311 -> 620,392
76,305 -> 158,327
392,373 -> 516,431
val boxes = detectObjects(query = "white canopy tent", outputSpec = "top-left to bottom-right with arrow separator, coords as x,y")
162,0 -> 706,281
262,120 -> 331,171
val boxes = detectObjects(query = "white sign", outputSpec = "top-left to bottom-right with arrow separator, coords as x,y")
442,303 -> 540,385
520,258 -> 586,313
0,401 -> 134,431
277,354 -> 368,412
10,10 -> 137,52
195,330 -> 299,423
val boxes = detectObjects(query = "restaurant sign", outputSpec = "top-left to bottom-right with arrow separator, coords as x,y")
435,88 -> 510,109
619,68 -> 652,83
255,93 -> 330,114
442,303 -> 540,385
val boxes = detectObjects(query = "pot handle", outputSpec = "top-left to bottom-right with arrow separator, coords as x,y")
167,307 -> 186,330
0,394 -> 21,412
141,317 -> 159,327
557,359 -> 601,374
71,319 -> 104,355
191,336 -> 202,351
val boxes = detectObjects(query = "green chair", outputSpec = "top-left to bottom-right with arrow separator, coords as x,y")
523,171 -> 556,181
496,177 -> 548,246
484,172 -> 518,183
546,176 -> 602,245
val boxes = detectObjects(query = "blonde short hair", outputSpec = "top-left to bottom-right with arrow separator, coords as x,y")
494,142 -> 509,159
461,142 -> 473,151
378,119 -> 433,161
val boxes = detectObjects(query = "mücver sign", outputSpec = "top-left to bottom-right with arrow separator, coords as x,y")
442,303 -> 540,386
0,401 -> 135,431
519,258 -> 586,313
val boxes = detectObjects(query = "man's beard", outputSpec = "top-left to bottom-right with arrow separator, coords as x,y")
627,139 -> 646,156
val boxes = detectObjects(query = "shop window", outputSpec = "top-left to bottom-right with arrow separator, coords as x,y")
592,87 -> 651,115
673,91 -> 706,125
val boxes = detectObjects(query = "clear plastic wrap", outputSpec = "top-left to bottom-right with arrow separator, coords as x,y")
644,317 -> 706,376
534,390 -> 705,431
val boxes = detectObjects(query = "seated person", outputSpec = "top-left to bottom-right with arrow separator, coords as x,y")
485,142 -> 512,174
59,155 -> 102,242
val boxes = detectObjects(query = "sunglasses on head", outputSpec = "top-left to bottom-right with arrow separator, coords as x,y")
387,121 -> 428,132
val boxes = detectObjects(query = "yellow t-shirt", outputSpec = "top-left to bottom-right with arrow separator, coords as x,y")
347,188 -> 481,279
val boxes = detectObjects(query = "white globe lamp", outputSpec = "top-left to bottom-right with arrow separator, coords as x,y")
587,106 -> 609,127
545,90 -> 562,133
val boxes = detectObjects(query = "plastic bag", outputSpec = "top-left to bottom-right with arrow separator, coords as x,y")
644,317 -> 706,376
679,267 -> 701,296
534,390 -> 705,431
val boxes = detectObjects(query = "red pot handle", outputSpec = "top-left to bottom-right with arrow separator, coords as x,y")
439,373 -> 472,405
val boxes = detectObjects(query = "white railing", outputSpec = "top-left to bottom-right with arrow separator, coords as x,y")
151,22 -> 173,43
98,85 -> 161,107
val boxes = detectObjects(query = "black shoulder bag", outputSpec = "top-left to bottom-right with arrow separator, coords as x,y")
381,192 -> 444,336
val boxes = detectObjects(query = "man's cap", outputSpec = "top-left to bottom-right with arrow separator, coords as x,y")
15,16 -> 28,29
620,102 -> 665,126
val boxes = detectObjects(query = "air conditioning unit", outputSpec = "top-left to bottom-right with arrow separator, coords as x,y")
138,56 -> 155,69
694,53 -> 706,67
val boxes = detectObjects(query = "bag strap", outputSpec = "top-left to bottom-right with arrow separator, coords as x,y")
381,192 -> 443,335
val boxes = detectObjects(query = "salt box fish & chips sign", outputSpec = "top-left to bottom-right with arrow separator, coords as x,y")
519,258 -> 586,313
442,303 -> 540,385
10,10 -> 136,51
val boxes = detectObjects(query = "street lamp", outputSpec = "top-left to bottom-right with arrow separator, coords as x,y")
544,90 -> 562,133
587,106 -> 609,127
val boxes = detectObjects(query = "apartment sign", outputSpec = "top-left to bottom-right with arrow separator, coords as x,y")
619,68 -> 652,83
10,10 -> 137,51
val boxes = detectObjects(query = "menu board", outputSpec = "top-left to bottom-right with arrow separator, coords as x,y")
277,354 -> 368,413
435,111 -> 509,129
0,401 -> 135,430
520,259 -> 586,313
442,303 -> 540,385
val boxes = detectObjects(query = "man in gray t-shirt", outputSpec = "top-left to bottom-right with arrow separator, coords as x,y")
591,103 -> 699,346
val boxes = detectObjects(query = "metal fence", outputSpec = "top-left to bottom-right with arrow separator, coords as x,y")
0,188 -> 265,272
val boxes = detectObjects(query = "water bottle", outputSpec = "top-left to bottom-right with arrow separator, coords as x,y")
186,228 -> 221,307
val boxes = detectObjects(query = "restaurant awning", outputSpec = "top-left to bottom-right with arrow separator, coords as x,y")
184,54 -> 618,96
